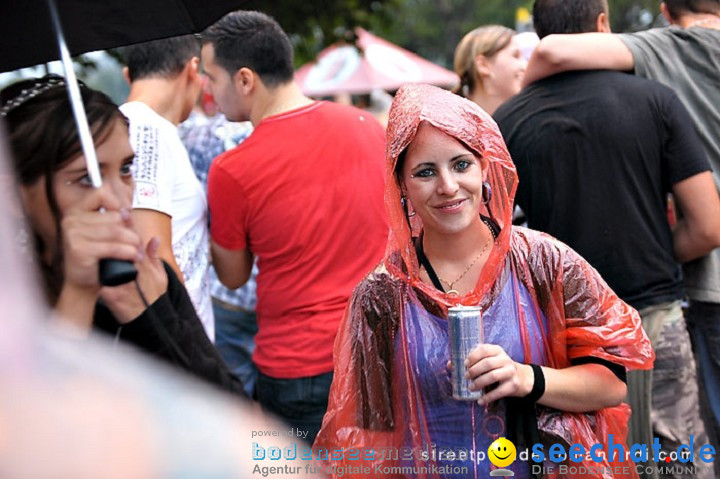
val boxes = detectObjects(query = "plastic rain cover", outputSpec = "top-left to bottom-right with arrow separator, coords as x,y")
314,84 -> 654,479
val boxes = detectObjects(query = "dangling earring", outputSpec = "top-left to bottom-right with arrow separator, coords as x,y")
482,181 -> 492,204
401,195 -> 416,218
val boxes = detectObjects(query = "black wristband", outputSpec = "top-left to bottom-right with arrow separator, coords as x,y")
524,364 -> 546,403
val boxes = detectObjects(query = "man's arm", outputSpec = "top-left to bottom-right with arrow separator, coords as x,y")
211,241 -> 254,289
132,209 -> 184,282
672,173 -> 720,263
523,33 -> 635,86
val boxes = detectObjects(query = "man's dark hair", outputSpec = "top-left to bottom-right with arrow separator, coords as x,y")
123,35 -> 200,82
202,11 -> 294,88
664,0 -> 720,19
532,0 -> 608,39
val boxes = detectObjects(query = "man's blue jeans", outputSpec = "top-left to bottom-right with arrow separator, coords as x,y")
256,370 -> 334,446
213,301 -> 258,397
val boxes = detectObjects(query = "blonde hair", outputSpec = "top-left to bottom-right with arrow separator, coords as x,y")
453,25 -> 515,97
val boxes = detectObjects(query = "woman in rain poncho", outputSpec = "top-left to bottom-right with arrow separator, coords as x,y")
314,84 -> 654,479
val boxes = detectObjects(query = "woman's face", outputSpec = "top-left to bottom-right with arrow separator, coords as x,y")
401,123 -> 486,236
485,36 -> 527,101
21,117 -> 135,255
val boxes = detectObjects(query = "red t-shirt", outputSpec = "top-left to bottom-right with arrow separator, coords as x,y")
208,102 -> 388,378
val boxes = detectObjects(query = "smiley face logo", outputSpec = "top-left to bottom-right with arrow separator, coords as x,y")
488,437 -> 517,469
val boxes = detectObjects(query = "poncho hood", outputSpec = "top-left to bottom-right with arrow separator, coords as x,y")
384,84 -> 517,304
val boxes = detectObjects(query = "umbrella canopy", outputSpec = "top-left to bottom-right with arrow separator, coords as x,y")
295,28 -> 459,97
0,0 -> 247,285
0,0 -> 248,73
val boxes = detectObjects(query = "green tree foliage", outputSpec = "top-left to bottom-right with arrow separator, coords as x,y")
368,0 -> 661,68
250,0 -> 662,70
242,0 -> 400,66
372,0 -> 532,66
607,0 -> 664,32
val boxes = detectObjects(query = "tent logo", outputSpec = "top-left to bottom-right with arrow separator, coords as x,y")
305,46 -> 360,89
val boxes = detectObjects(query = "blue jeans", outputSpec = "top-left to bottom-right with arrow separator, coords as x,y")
213,301 -> 258,397
256,370 -> 333,446
686,301 -> 720,460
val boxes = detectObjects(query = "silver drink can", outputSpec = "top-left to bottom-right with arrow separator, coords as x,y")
448,305 -> 483,400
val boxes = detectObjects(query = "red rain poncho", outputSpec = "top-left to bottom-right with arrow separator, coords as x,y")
314,84 -> 654,479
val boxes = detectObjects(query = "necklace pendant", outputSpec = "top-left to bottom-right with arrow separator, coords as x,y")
446,289 -> 461,297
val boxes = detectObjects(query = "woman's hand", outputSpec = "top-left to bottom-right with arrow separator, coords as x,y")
101,236 -> 169,324
465,344 -> 534,405
55,188 -> 142,331
61,187 -> 143,291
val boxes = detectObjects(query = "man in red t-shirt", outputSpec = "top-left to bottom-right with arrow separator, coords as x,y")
202,11 -> 388,443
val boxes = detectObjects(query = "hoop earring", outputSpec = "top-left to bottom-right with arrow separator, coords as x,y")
401,196 -> 416,218
400,196 -> 417,218
482,181 -> 492,204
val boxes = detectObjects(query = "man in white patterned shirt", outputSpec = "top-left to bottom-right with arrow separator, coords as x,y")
121,36 -> 214,339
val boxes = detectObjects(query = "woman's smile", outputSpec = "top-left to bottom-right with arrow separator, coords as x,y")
434,198 -> 467,212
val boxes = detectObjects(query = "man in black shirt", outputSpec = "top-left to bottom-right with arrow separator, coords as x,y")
494,1 -> 719,477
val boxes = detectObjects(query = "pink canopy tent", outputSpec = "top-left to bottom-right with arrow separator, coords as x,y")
295,28 -> 459,97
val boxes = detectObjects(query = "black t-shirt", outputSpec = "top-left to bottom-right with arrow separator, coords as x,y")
495,70 -> 710,310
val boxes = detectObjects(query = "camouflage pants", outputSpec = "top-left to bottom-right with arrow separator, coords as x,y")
686,300 -> 720,478
627,300 -> 714,479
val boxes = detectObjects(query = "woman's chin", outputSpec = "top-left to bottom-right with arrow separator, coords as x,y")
425,218 -> 477,237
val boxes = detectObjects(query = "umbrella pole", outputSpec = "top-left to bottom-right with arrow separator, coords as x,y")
47,0 -> 137,286
46,0 -> 102,188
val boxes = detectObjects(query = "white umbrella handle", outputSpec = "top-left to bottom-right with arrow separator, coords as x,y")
47,0 -> 137,286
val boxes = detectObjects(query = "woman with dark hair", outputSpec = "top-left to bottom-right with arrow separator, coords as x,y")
313,84 -> 654,478
1,75 -> 244,395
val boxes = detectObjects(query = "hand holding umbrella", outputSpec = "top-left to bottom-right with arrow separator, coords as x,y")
47,0 -> 137,286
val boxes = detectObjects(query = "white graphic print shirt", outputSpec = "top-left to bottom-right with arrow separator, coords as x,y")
120,102 -> 214,340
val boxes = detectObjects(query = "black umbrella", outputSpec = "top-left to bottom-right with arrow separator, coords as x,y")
1,0 -> 247,284
1,0 -> 248,73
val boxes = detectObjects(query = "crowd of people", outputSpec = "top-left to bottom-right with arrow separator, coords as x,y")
1,1 -> 719,478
